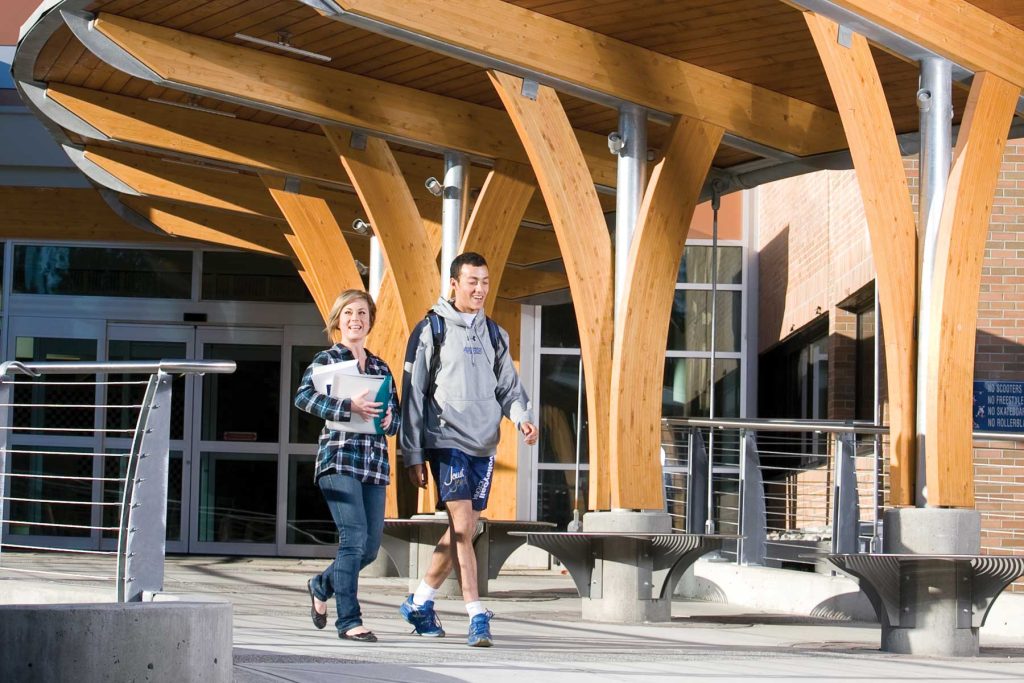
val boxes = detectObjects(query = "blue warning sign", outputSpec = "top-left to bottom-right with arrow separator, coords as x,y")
974,381 -> 1024,432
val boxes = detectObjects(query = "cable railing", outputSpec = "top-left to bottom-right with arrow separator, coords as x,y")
0,360 -> 234,602
662,416 -> 1024,574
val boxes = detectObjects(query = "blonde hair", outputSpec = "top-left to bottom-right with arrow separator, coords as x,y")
325,289 -> 376,342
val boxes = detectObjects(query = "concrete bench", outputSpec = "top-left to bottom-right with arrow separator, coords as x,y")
512,530 -> 738,622
377,515 -> 554,596
829,553 -> 1024,655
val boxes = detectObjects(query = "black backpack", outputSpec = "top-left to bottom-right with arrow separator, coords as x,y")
425,310 -> 507,395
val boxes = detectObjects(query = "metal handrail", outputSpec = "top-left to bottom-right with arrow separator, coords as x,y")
0,358 -> 236,602
0,360 -> 236,377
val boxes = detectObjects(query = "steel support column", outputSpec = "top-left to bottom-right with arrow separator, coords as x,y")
440,152 -> 469,296
613,105 -> 647,319
369,236 -> 383,299
915,57 -> 952,507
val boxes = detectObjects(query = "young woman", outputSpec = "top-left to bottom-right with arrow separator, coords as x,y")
294,289 -> 400,642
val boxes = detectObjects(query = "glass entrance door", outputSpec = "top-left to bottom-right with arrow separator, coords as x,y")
189,326 -> 283,554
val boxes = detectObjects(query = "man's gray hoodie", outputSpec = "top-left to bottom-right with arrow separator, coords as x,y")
400,298 -> 532,467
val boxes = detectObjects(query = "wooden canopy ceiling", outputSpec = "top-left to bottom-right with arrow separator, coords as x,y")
11,0 -> 1024,303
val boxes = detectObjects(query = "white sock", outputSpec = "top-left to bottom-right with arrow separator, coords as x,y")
412,581 -> 438,607
465,600 -> 486,618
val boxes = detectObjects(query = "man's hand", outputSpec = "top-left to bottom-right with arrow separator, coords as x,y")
520,421 -> 539,446
407,463 -> 427,488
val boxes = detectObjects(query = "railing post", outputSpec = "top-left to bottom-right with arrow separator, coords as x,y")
739,430 -> 766,565
686,428 -> 708,535
831,432 -> 860,555
118,371 -> 173,602
0,375 -> 11,564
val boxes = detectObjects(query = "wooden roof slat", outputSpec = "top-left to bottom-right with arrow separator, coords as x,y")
179,0 -> 278,34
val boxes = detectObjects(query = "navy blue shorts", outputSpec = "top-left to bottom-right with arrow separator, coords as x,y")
426,448 -> 495,512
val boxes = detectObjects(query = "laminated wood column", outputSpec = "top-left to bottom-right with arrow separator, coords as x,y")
460,159 -> 536,517
460,159 -> 537,312
609,116 -> 724,510
805,13 -> 920,505
263,176 -> 364,321
925,73 -> 1020,507
490,71 -> 614,510
324,127 -> 441,516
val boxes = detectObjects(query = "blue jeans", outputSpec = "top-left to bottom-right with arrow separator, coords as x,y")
309,472 -> 386,633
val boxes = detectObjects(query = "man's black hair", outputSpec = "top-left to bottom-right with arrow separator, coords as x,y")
449,251 -> 488,281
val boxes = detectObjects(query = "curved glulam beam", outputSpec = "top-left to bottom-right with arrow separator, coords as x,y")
609,116 -> 724,510
459,160 -> 537,312
119,197 -> 292,256
324,127 -> 439,328
925,72 -> 1021,507
490,70 -> 614,510
78,12 -> 617,188
805,13 -> 919,505
328,0 -> 846,156
822,0 -> 1024,91
0,187 -> 167,243
264,175 -> 365,321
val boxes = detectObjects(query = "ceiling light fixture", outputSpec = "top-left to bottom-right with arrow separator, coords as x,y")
147,95 -> 237,118
233,31 -> 332,62
354,260 -> 369,276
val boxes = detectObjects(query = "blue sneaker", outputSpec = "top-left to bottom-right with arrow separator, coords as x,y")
467,610 -> 494,647
399,595 -> 445,637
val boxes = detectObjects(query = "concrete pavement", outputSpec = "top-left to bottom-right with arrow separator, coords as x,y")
165,556 -> 1024,682
3,553 -> 1024,681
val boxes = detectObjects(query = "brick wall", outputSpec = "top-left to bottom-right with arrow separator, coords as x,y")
757,139 -> 1024,562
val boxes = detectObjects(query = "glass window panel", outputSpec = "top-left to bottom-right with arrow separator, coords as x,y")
107,340 -> 187,440
286,454 -> 336,545
677,246 -> 742,284
8,447 -> 92,537
856,306 -> 876,422
662,358 -> 741,419
13,245 -> 191,298
666,290 -> 741,352
536,468 -> 588,530
201,252 -> 312,303
201,344 -> 280,442
540,302 -> 580,349
102,450 -> 182,541
289,345 -> 325,444
198,452 -> 277,543
538,355 -> 588,465
13,336 -> 97,436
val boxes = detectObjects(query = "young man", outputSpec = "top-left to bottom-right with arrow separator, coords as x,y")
399,252 -> 539,647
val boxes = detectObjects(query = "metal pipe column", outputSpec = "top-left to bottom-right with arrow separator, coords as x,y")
915,57 -> 952,507
614,105 -> 647,320
368,236 -> 383,300
440,152 -> 469,297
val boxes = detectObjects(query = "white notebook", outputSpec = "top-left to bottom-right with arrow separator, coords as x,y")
310,361 -> 389,435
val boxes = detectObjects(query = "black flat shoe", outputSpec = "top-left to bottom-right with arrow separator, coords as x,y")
339,630 -> 377,643
307,579 -> 327,630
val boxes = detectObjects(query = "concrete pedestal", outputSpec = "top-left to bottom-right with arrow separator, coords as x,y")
881,508 -> 981,656
0,601 -> 232,683
581,510 -> 673,623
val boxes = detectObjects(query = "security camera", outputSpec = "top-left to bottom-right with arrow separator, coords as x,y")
351,218 -> 371,235
607,131 -> 625,155
424,177 -> 443,197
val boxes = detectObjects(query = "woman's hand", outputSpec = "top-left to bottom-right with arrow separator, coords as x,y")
381,406 -> 393,431
349,389 -> 383,421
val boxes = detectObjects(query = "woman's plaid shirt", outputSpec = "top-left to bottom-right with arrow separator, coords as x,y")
294,344 -> 400,485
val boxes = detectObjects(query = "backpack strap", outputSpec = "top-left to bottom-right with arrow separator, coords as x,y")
425,310 -> 445,397
484,316 -> 507,378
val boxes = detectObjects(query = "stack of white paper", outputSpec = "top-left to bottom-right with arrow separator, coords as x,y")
310,361 -> 390,435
